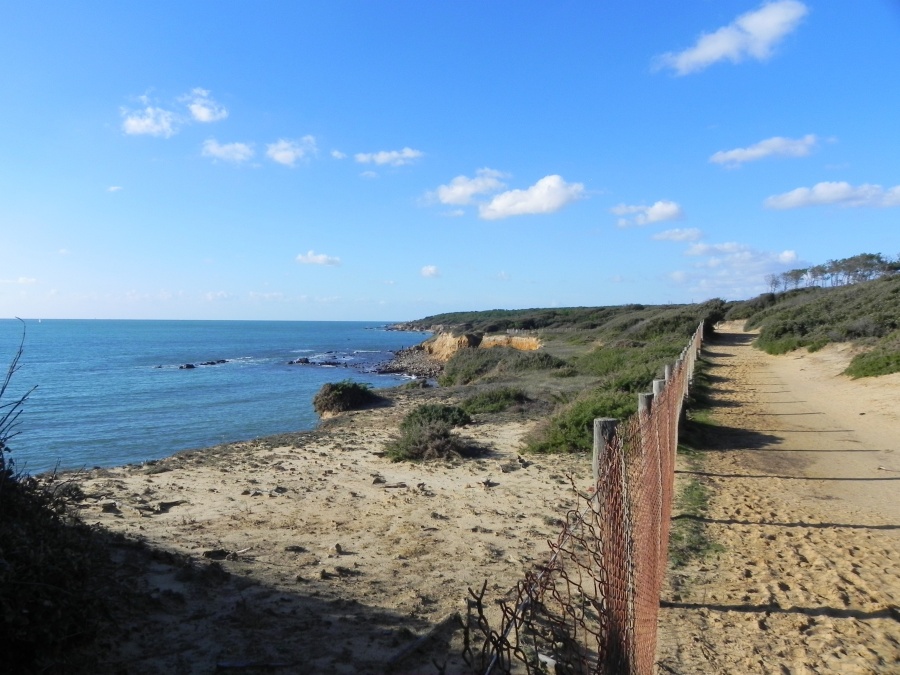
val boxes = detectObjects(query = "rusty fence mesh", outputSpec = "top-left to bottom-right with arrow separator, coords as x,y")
464,323 -> 704,675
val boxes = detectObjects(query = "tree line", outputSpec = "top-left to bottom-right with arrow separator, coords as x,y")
765,253 -> 900,292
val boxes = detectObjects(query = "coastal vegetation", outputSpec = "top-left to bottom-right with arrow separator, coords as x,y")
726,261 -> 900,377
1,329 -> 109,672
312,379 -> 382,414
407,299 -> 727,455
399,403 -> 471,431
321,259 -> 900,464
460,386 -> 528,414
386,403 -> 479,462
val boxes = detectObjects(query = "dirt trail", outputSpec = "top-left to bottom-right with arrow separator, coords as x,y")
658,323 -> 900,674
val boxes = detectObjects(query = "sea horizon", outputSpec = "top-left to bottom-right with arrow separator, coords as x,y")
0,319 -> 429,475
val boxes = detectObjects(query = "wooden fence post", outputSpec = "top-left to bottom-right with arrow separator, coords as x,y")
638,393 -> 653,416
593,418 -> 618,486
652,378 -> 665,397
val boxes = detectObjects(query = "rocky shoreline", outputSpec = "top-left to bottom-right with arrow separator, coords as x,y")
376,344 -> 443,379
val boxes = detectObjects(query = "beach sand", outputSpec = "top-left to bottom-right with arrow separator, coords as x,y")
67,387 -> 588,674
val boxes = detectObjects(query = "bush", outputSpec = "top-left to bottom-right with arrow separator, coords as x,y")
575,341 -> 680,390
845,351 -> 900,378
312,380 -> 381,415
440,347 -> 572,386
461,387 -> 529,414
1,329 -> 109,672
439,349 -> 507,386
384,421 -> 480,462
1,473 -> 111,672
524,390 -> 635,454
755,319 -> 811,354
400,404 -> 471,431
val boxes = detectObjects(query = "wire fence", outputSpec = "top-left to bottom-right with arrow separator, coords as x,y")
463,322 -> 704,675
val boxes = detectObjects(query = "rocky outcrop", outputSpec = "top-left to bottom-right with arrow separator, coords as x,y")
422,332 -> 542,362
378,331 -> 544,377
376,346 -> 443,379
480,335 -> 542,351
422,333 -> 483,361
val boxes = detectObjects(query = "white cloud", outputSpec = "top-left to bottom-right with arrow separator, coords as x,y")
479,175 -> 585,220
421,265 -> 440,278
764,181 -> 900,209
202,139 -> 254,163
355,147 -> 423,166
203,291 -> 231,302
686,242 -> 746,257
107,186 -> 123,192
248,291 -> 286,302
359,170 -> 379,179
432,168 -> 507,205
653,227 -> 702,242
496,271 -> 510,281
331,150 -> 347,159
0,277 -> 37,285
612,200 -> 683,227
296,250 -> 341,266
710,134 -> 817,167
121,105 -> 178,137
183,88 -> 228,123
674,241 -> 801,298
267,136 -> 318,167
656,0 -> 808,75
57,248 -> 70,256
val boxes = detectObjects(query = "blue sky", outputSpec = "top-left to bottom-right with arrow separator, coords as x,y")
2,1 -> 899,321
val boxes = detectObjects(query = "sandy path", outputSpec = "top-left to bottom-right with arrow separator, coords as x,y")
657,323 -> 900,673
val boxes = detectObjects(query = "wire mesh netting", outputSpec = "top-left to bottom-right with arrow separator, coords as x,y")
464,323 -> 703,675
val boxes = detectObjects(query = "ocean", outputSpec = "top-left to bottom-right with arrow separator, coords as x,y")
0,319 -> 428,475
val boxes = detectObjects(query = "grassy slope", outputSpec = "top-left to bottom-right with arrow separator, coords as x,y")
415,299 -> 729,454
725,275 -> 900,377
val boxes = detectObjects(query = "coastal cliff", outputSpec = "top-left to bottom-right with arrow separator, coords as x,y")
422,332 -> 542,361
378,331 -> 543,378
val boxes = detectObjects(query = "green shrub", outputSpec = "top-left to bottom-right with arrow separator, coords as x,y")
524,390 -> 635,454
461,387 -> 529,414
439,348 -> 507,386
384,421 -> 480,462
501,351 -> 569,373
755,320 -> 811,354
575,341 -> 680,390
845,351 -> 900,378
312,380 -> 381,414
439,347 -> 571,386
400,404 -> 471,431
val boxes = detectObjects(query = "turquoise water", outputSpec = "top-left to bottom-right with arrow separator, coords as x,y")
0,319 -> 427,474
